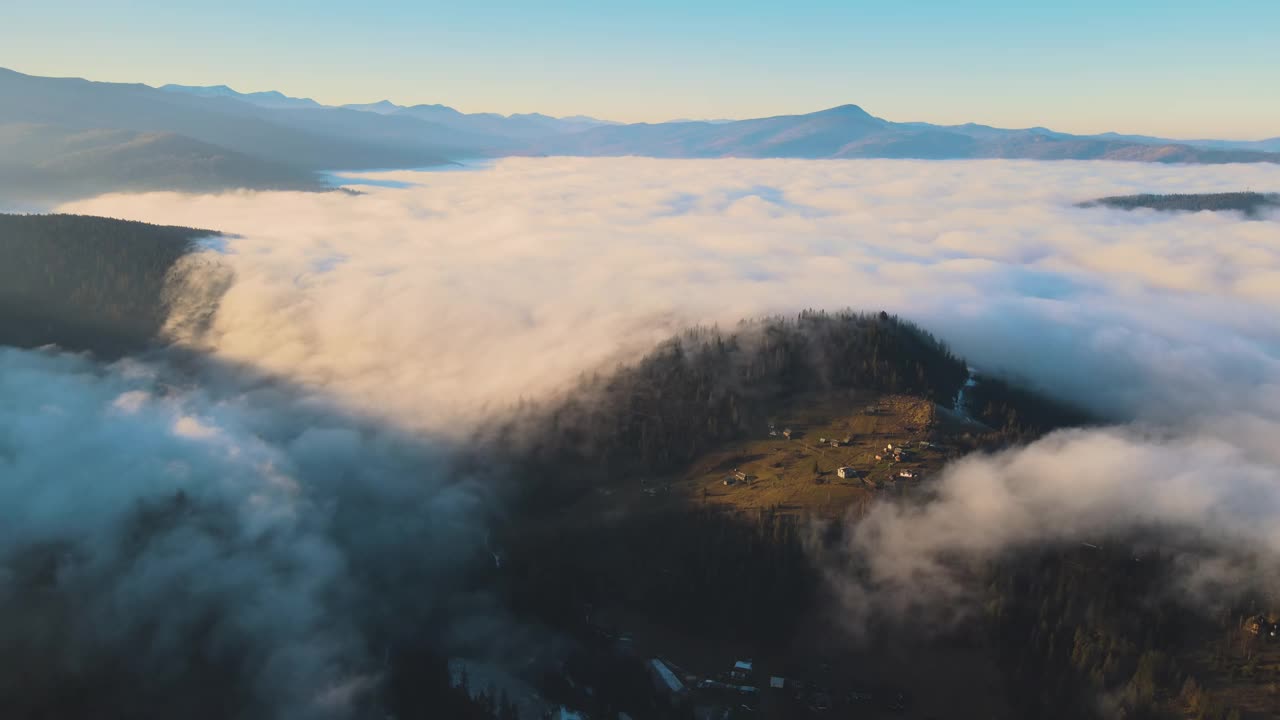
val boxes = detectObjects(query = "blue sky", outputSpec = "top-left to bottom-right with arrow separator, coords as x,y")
4,0 -> 1278,138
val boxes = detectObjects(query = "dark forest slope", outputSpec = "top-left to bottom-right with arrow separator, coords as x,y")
0,213 -> 216,357
1080,192 -> 1280,217
498,310 -> 970,498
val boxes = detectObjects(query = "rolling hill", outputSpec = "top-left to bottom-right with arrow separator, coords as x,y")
0,123 -> 324,204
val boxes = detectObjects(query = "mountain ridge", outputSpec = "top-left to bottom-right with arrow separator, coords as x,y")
3,66 -> 1277,205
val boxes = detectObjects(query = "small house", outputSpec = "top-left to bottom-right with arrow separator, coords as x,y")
729,660 -> 753,682
769,677 -> 786,690
829,440 -> 840,447
783,428 -> 792,440
837,466 -> 858,479
734,471 -> 751,483
898,470 -> 917,479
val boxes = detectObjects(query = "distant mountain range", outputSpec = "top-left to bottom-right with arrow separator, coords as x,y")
0,123 -> 322,203
523,104 -> 1280,162
1,66 -> 1276,205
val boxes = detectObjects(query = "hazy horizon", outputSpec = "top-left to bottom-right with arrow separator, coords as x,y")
4,0 -> 1279,139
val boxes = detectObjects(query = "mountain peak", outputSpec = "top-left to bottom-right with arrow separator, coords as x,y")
816,104 -> 874,119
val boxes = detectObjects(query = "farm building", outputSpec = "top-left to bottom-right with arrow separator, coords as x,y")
898,470 -> 917,479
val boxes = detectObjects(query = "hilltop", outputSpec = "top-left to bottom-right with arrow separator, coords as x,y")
1081,191 -> 1280,217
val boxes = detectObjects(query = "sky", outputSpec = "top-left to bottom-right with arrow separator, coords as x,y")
2,1 -> 1279,138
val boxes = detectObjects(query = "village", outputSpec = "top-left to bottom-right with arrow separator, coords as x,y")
548,597 -> 1010,720
671,393 -> 983,518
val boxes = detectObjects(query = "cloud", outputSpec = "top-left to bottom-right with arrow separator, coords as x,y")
19,156 -> 1280,709
61,158 -> 1280,427
0,348 -> 494,718
825,421 -> 1280,631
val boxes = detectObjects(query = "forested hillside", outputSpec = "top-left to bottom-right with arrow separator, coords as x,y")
498,310 -> 969,496
1081,192 -> 1280,217
0,213 -> 215,356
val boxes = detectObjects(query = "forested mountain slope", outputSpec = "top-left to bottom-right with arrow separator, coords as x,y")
0,213 -> 215,356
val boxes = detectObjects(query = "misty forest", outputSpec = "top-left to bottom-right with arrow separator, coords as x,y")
2,29 -> 1280,720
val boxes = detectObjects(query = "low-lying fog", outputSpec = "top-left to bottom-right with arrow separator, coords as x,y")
3,158 -> 1277,716
65,157 -> 1280,426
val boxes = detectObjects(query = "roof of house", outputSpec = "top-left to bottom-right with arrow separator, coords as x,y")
648,659 -> 685,694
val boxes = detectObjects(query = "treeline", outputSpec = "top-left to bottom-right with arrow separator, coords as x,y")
0,213 -> 215,356
1081,192 -> 1280,217
967,375 -> 1096,441
497,310 -> 968,496
502,504 -> 818,653
986,543 -> 1261,719
385,646 -> 530,720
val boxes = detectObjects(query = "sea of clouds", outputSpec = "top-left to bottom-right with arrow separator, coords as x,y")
65,157 -> 1280,424
3,157 -> 1277,715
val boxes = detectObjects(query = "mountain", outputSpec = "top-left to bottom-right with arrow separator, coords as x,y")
2,66 -> 1276,205
1089,131 -> 1280,153
0,213 -> 216,356
158,79 -> 616,143
160,83 -> 324,110
342,99 -> 403,115
337,100 -> 614,138
0,123 -> 324,205
143,81 -> 1280,160
0,68 -> 465,172
525,104 -> 1280,163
